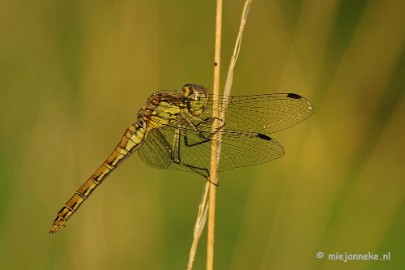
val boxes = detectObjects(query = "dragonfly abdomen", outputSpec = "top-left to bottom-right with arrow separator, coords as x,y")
50,121 -> 148,233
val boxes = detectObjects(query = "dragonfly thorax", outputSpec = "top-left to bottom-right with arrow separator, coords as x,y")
137,84 -> 208,129
137,93 -> 181,128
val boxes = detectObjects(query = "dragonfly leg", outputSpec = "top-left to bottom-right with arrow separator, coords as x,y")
195,116 -> 225,137
183,117 -> 225,147
169,127 -> 216,181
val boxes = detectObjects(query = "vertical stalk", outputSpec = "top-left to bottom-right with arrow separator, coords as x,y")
207,0 -> 223,269
188,1 -> 252,269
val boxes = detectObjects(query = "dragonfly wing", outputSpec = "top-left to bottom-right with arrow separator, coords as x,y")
173,128 -> 285,172
203,93 -> 313,135
138,129 -> 174,169
138,125 -> 210,174
140,123 -> 285,173
139,91 -> 309,174
216,129 -> 285,171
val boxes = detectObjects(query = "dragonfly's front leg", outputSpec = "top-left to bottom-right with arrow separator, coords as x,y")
170,127 -> 210,178
183,117 -> 225,147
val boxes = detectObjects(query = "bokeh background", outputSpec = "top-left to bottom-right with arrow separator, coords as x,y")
1,0 -> 404,269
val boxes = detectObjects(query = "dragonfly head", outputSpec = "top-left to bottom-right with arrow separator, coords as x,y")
181,84 -> 208,116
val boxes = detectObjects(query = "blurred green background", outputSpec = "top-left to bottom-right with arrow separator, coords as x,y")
1,0 -> 405,269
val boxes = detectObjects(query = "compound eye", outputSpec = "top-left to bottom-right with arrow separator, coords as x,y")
182,84 -> 207,97
181,84 -> 193,97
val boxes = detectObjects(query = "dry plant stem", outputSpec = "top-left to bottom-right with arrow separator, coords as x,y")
206,0 -> 223,268
217,0 -> 253,162
187,182 -> 210,270
223,0 -> 253,100
186,0 -> 223,265
187,1 -> 253,269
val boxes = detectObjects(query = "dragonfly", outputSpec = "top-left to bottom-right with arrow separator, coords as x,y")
49,84 -> 312,233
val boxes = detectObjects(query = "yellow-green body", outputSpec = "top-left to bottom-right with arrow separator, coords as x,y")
50,85 -> 208,233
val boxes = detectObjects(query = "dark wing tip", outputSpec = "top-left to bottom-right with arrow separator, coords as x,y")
286,93 -> 303,99
258,133 -> 272,141
287,93 -> 314,117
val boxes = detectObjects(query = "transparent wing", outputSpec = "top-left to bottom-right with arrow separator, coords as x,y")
138,92 -> 312,173
138,129 -> 173,169
138,124 -> 284,173
202,93 -> 313,135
